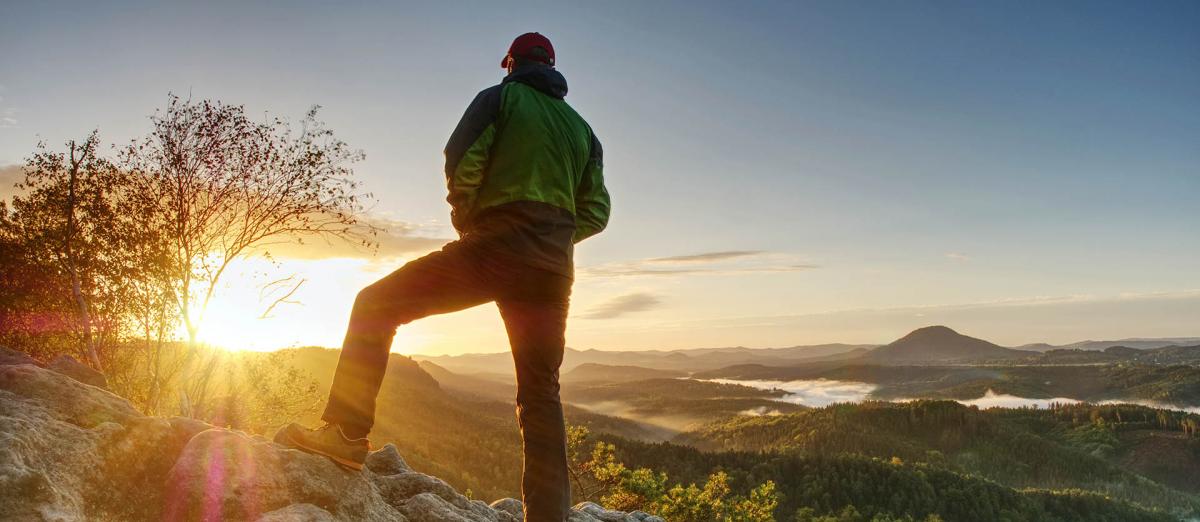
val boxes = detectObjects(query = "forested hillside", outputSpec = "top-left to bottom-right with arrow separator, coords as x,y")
674,400 -> 1200,516
604,442 -> 1179,522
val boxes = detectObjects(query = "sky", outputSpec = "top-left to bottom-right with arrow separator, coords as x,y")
1,1 -> 1197,354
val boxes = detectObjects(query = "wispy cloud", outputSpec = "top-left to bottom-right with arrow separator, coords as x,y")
739,406 -> 784,417
0,92 -> 17,128
0,168 -> 447,259
581,292 -> 663,319
581,250 -> 817,278
254,215 -> 449,260
705,378 -> 877,407
632,289 -> 1200,345
945,252 -> 970,262
369,217 -> 452,257
647,250 -> 763,264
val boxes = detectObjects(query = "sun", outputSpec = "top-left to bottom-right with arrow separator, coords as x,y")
189,256 -> 428,353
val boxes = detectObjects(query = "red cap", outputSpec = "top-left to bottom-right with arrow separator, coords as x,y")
501,32 -> 555,69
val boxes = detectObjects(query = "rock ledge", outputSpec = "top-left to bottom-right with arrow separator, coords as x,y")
0,349 -> 663,521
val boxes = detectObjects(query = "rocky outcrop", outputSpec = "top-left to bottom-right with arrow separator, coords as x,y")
0,346 -> 37,366
48,355 -> 109,389
0,348 -> 664,521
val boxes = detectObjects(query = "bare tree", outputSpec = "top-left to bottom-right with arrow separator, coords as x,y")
120,96 -> 376,412
258,275 -> 306,319
1,97 -> 376,416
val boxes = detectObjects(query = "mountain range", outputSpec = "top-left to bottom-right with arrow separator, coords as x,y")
414,343 -> 874,376
415,326 -> 1199,375
1021,337 -> 1200,352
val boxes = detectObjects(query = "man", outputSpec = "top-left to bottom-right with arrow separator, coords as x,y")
278,32 -> 610,521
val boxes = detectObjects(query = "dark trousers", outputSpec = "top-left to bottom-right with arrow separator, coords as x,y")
321,237 -> 573,522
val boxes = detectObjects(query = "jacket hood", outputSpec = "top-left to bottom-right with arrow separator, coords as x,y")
503,64 -> 568,99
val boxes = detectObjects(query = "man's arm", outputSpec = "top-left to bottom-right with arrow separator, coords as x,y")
573,132 -> 610,243
444,85 -> 502,234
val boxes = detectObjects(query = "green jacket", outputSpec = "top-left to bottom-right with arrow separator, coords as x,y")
444,65 -> 610,246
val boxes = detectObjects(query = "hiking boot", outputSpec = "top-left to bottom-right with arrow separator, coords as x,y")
275,422 -> 370,471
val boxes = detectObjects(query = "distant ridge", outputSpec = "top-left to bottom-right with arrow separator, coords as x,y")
562,363 -> 686,383
1019,337 -> 1200,352
860,325 -> 1033,363
414,343 -> 873,375
411,329 -> 1199,374
417,360 -> 514,401
1063,337 -> 1200,351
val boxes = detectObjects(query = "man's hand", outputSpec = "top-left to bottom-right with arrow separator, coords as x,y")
451,208 -> 471,237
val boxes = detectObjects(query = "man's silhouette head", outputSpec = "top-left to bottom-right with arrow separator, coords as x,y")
503,32 -> 555,74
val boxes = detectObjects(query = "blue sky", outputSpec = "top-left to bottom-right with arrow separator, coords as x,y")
1,1 -> 1197,352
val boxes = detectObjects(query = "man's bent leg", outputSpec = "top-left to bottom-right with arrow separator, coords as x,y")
498,275 -> 572,522
322,246 -> 493,439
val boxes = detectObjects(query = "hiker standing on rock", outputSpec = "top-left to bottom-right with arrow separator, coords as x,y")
280,32 -> 610,522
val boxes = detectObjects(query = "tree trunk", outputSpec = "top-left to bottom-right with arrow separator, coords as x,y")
68,270 -> 100,369
150,296 -> 168,415
65,142 -> 102,372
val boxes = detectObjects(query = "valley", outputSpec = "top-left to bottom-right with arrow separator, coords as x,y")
397,325 -> 1200,519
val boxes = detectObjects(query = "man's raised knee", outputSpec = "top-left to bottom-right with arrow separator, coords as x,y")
354,283 -> 385,306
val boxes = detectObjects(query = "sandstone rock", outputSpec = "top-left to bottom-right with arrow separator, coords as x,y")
572,502 -> 666,522
256,503 -> 338,522
491,497 -> 523,515
400,492 -> 469,521
48,355 -> 108,389
164,429 -> 399,521
0,388 -> 96,520
568,509 -> 603,522
0,352 -> 661,522
470,498 -> 506,521
0,364 -> 140,427
0,346 -> 37,367
575,501 -> 624,521
490,497 -> 524,521
169,415 -> 215,441
376,470 -> 469,508
91,416 -> 184,519
0,365 -> 197,520
365,442 -> 410,475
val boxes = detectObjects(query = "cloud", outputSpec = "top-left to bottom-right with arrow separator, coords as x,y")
369,217 -> 452,257
647,250 -> 764,264
584,265 -> 817,277
945,252 -> 970,262
705,378 -> 877,407
637,289 -> 1200,346
0,167 -> 447,260
254,216 -> 450,260
581,250 -> 818,278
739,406 -> 784,417
0,161 -> 448,258
581,292 -> 663,319
0,92 -> 16,128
